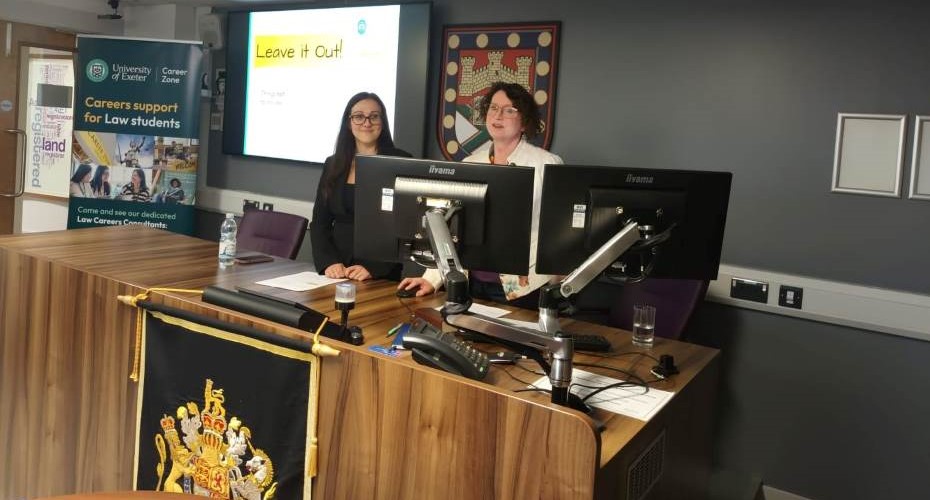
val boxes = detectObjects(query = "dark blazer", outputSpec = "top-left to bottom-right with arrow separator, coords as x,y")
310,147 -> 412,280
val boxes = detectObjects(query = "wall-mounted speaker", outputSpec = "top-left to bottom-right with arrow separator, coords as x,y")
198,13 -> 224,50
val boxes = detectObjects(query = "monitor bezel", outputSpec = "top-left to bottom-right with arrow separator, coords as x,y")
536,164 -> 732,280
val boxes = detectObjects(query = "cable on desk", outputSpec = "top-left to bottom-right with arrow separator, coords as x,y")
574,381 -> 649,403
513,387 -> 553,396
512,361 -> 546,377
586,350 -> 661,363
501,364 -> 561,400
573,361 -> 647,386
396,295 -> 417,318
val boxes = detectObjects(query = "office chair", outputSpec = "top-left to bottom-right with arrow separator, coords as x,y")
606,278 -> 710,340
236,208 -> 309,260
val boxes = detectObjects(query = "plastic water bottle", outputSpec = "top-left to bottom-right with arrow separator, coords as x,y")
218,213 -> 237,266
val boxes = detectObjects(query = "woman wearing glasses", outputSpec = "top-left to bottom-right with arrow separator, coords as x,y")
398,81 -> 563,305
310,91 -> 411,281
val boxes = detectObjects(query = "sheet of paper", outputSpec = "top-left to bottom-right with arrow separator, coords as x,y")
434,302 -> 512,318
255,271 -> 345,292
532,369 -> 675,421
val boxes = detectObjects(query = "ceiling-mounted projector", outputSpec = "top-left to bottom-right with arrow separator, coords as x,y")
97,0 -> 122,20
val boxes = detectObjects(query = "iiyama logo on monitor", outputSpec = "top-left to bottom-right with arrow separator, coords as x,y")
625,173 -> 654,184
428,164 -> 456,175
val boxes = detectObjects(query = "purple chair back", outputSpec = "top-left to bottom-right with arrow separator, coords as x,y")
607,278 -> 709,340
236,209 -> 309,260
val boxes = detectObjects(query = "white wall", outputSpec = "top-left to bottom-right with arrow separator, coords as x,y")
4,0 -> 123,35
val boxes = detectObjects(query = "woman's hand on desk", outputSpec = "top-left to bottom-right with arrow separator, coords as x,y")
324,263 -> 348,278
397,277 -> 434,297
345,265 -> 372,281
325,263 -> 373,281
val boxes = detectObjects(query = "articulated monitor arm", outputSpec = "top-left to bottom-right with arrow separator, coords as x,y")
423,208 -> 469,312
538,219 -> 645,308
427,210 -> 644,411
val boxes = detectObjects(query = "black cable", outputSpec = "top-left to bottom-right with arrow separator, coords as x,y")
514,387 -> 552,395
573,361 -> 647,386
396,294 -> 416,318
576,380 -> 649,403
584,350 -> 661,363
499,365 -> 537,387
513,361 -> 546,377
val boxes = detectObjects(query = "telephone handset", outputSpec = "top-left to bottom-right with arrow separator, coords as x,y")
402,319 -> 490,380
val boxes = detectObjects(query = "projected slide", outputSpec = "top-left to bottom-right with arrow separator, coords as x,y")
243,5 -> 400,162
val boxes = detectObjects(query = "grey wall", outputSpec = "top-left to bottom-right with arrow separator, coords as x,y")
686,303 -> 930,500
202,2 -> 930,498
206,0 -> 930,294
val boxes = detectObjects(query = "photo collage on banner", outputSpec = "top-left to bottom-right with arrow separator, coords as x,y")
69,36 -> 202,234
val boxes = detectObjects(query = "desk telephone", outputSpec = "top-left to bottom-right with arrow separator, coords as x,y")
402,319 -> 490,380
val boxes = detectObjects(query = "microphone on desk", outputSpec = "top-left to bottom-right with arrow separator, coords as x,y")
335,282 -> 364,345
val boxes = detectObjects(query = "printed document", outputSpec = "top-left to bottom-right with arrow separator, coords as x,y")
256,271 -> 345,292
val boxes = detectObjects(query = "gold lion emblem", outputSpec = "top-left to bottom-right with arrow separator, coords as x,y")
154,379 -> 277,499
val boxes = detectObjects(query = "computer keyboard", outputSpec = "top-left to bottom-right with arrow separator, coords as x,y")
569,333 -> 612,352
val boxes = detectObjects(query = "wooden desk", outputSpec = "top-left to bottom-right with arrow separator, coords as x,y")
0,226 -> 718,500
35,493 -> 198,500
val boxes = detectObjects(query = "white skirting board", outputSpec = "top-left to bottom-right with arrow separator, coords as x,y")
707,264 -> 930,342
196,186 -> 313,219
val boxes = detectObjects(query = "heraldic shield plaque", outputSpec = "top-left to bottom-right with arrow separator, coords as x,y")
438,22 -> 561,161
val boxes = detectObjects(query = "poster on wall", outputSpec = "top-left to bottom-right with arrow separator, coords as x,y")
25,57 -> 74,198
68,35 -> 202,234
437,22 -> 560,161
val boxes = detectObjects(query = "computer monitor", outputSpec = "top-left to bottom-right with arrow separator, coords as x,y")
536,164 -> 732,280
353,156 -> 535,275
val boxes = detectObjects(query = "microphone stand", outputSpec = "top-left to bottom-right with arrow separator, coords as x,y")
335,282 -> 364,345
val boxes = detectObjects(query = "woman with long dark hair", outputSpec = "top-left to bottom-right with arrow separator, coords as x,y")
309,92 -> 411,281
90,165 -> 111,198
119,168 -> 151,202
69,164 -> 93,197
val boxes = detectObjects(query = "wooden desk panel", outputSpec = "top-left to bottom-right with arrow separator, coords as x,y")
1,227 -> 718,500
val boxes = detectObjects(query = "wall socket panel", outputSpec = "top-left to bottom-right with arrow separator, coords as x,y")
730,278 -> 769,303
242,200 -> 275,211
778,285 -> 803,309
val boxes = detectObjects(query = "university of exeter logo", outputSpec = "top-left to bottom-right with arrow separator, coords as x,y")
86,58 -> 108,83
438,22 -> 561,161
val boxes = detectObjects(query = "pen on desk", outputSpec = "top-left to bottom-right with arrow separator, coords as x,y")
387,322 -> 403,337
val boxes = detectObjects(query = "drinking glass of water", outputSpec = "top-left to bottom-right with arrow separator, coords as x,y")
632,304 -> 656,347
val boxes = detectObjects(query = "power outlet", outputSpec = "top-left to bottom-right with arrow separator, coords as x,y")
262,202 -> 274,211
730,278 -> 769,303
243,199 -> 260,211
778,285 -> 803,309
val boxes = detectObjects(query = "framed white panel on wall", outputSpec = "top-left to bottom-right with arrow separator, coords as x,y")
909,115 -> 930,200
831,113 -> 906,197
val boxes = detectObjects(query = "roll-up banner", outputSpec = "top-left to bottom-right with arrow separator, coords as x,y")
69,36 -> 202,234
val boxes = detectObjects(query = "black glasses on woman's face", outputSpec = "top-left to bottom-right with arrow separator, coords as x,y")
350,112 -> 382,125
